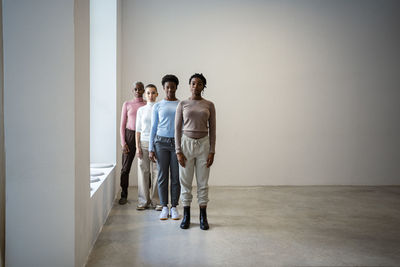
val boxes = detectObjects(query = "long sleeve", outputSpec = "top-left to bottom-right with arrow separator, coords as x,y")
175,102 -> 184,153
136,108 -> 142,133
120,102 -> 127,146
149,104 -> 159,152
209,102 -> 216,153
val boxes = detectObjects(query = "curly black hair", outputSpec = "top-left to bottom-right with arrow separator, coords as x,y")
161,74 -> 179,87
189,73 -> 207,88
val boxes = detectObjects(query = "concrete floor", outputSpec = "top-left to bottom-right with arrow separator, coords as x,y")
86,186 -> 400,267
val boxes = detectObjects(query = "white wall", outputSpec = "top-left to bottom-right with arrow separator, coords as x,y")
90,0 -> 117,164
74,0 -> 91,265
0,1 -> 5,266
116,0 -> 123,195
3,1 -> 118,266
76,0 -> 118,265
3,0 -> 75,265
121,0 -> 400,186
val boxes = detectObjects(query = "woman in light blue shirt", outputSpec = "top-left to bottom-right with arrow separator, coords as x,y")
149,74 -> 181,220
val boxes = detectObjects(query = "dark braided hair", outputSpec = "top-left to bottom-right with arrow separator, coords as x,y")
161,74 -> 179,87
189,73 -> 207,88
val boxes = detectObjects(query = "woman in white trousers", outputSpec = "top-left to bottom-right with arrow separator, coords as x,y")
135,84 -> 161,210
175,73 -> 216,230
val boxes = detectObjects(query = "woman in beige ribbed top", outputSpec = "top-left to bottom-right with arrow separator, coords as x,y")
174,98 -> 216,155
175,73 -> 216,230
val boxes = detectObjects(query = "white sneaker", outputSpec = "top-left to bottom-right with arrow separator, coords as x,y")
159,206 -> 169,220
170,207 -> 180,220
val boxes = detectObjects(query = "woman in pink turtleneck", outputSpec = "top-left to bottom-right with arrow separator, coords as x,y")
118,81 -> 146,205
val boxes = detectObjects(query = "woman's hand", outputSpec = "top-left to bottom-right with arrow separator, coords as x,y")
136,147 -> 143,159
206,153 -> 215,168
149,151 -> 157,163
177,152 -> 187,167
122,144 -> 130,154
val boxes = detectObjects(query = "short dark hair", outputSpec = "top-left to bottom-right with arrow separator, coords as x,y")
189,73 -> 207,88
145,84 -> 157,92
134,81 -> 144,88
161,74 -> 179,87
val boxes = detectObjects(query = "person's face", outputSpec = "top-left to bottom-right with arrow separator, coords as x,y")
163,81 -> 177,99
133,83 -> 145,98
145,87 -> 158,102
190,77 -> 204,96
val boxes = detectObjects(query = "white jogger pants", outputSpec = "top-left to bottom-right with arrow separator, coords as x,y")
179,134 -> 211,206
138,141 -> 159,206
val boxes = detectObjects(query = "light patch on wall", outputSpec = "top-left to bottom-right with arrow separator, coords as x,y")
90,0 -> 117,195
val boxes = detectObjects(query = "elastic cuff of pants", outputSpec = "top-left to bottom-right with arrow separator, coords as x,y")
182,201 -> 191,207
198,201 -> 208,206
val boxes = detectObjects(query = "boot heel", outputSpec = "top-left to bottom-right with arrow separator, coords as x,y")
180,206 -> 191,229
200,207 -> 209,230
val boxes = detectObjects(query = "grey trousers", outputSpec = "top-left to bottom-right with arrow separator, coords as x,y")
154,135 -> 180,206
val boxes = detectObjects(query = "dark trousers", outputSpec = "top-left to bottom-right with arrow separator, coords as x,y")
154,135 -> 180,206
120,129 -> 136,198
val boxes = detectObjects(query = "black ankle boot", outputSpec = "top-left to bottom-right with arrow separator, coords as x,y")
118,190 -> 128,205
180,206 -> 191,229
200,207 -> 209,230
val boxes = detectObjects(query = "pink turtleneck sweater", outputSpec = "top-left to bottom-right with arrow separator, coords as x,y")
120,97 -> 146,146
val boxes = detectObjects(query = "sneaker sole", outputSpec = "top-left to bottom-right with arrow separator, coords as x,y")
171,217 -> 180,220
159,217 -> 168,220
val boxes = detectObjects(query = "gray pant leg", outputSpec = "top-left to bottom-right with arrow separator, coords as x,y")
169,146 -> 180,206
155,142 -> 170,206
